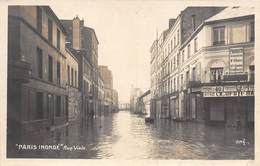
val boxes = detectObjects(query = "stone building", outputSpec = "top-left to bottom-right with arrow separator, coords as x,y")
65,48 -> 81,123
8,6 -> 68,147
61,17 -> 95,121
99,65 -> 114,113
150,6 -> 254,127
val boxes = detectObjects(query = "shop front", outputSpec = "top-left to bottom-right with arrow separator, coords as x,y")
202,84 -> 254,127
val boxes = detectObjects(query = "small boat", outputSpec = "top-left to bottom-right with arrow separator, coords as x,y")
145,117 -> 154,123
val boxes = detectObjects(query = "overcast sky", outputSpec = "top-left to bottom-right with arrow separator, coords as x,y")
51,1 -> 190,102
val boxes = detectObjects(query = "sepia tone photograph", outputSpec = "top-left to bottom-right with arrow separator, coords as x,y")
3,0 -> 256,162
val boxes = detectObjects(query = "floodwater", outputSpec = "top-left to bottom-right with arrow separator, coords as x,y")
8,111 -> 254,159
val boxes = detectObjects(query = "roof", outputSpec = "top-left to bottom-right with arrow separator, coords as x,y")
206,6 -> 254,23
84,26 -> 99,44
42,6 -> 67,35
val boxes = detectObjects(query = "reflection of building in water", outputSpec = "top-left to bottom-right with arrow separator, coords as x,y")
150,6 -> 254,127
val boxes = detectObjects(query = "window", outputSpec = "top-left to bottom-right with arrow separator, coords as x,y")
36,7 -> 42,34
57,29 -> 60,50
210,68 -> 223,83
213,26 -> 225,46
173,57 -> 176,69
186,70 -> 190,83
56,96 -> 61,117
48,19 -> 53,43
171,40 -> 173,51
177,29 -> 180,45
174,36 -> 176,48
182,50 -> 185,63
57,62 -> 60,85
36,92 -> 44,119
36,48 -> 43,79
67,65 -> 70,85
250,22 -> 255,42
249,65 -> 254,82
174,78 -> 176,91
71,68 -> 74,86
187,44 -> 191,58
194,38 -> 198,53
192,67 -> 196,81
75,70 -> 77,87
48,55 -> 53,82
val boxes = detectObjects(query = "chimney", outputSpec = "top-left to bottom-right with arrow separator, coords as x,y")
72,16 -> 81,50
168,18 -> 176,29
191,14 -> 196,31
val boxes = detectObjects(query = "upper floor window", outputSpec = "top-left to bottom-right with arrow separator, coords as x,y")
182,50 -> 185,63
187,44 -> 191,58
192,67 -> 196,81
67,65 -> 70,85
57,61 -> 60,85
210,68 -> 223,83
48,55 -> 53,82
177,29 -> 180,45
36,47 -> 43,79
213,26 -> 225,46
48,19 -> 53,43
250,22 -> 255,42
174,36 -> 176,48
57,29 -> 60,50
194,38 -> 198,53
36,7 -> 42,34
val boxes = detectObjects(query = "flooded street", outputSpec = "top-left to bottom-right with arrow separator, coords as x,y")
9,111 -> 254,159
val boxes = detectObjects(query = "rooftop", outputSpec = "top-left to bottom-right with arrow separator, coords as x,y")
206,6 -> 254,22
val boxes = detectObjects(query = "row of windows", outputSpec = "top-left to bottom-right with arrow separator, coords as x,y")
33,92 -> 64,120
67,65 -> 78,87
36,7 -> 61,50
36,47 -> 61,85
162,29 -> 180,60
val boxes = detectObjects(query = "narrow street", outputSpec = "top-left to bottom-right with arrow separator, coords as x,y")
11,111 -> 254,159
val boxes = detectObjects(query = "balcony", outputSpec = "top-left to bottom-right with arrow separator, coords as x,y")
8,60 -> 32,83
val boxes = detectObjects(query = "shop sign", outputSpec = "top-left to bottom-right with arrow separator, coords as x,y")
229,47 -> 244,73
191,87 -> 201,92
202,84 -> 254,97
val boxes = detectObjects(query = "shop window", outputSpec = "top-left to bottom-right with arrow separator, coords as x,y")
56,96 -> 61,117
213,26 -> 225,46
210,68 -> 223,83
36,92 -> 44,119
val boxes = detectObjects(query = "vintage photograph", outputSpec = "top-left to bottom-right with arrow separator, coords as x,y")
6,2 -> 254,160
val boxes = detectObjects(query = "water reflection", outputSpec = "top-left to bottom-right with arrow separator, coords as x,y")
8,111 -> 254,159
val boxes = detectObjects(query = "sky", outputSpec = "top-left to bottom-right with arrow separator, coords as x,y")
50,1 -> 188,102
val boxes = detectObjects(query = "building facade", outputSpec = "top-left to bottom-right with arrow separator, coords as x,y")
8,6 -> 69,144
150,6 -> 254,127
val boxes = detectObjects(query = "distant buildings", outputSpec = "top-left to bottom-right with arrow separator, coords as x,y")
7,6 -> 119,152
129,87 -> 143,113
99,65 -> 119,113
150,6 -> 254,127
